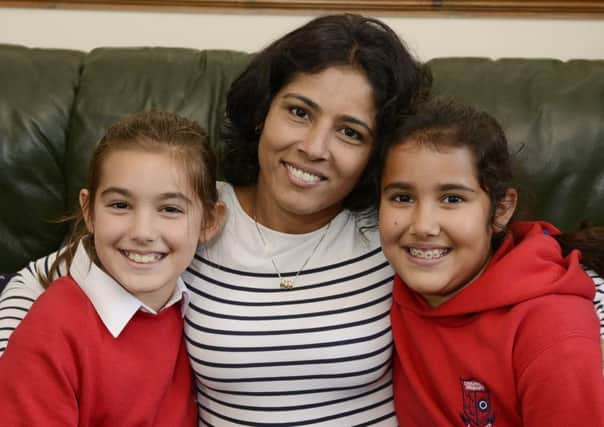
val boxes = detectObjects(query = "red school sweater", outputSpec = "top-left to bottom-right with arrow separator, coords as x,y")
0,276 -> 197,427
391,221 -> 604,427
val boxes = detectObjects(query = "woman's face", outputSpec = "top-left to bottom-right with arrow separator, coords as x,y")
256,66 -> 376,230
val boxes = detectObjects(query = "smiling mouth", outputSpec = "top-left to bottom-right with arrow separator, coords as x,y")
408,247 -> 450,260
121,250 -> 165,264
284,162 -> 324,184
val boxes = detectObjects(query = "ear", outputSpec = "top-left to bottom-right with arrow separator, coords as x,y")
492,188 -> 518,232
199,201 -> 226,244
79,189 -> 94,234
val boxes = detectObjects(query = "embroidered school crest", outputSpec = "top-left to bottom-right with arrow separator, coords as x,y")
460,378 -> 495,427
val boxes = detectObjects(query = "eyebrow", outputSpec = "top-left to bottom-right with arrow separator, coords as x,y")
100,187 -> 193,204
382,182 -> 477,193
282,93 -> 373,135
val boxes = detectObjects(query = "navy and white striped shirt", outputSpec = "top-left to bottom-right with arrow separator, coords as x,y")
182,182 -> 397,425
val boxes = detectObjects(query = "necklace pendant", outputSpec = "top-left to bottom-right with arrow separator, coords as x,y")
279,279 -> 294,290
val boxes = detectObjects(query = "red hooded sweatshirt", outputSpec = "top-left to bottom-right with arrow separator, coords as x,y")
391,221 -> 604,427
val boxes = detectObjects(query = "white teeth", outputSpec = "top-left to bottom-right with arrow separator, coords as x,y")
124,251 -> 162,264
409,248 -> 449,260
286,164 -> 321,183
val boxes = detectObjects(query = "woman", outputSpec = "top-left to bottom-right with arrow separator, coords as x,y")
182,14 -> 428,425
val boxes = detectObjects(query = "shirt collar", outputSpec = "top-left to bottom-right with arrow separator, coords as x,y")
70,240 -> 190,338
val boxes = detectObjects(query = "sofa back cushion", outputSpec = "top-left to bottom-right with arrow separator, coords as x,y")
0,44 -> 84,272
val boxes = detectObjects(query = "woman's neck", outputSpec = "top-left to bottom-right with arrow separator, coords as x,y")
234,184 -> 339,234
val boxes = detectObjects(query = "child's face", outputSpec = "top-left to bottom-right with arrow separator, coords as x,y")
80,149 -> 211,311
379,140 -> 508,307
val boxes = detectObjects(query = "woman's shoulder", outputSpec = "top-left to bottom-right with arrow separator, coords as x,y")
216,181 -> 236,204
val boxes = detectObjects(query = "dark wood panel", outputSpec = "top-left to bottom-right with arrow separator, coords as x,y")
1,0 -> 603,17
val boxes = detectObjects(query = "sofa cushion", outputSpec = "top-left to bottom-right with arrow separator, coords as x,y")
0,44 -> 84,272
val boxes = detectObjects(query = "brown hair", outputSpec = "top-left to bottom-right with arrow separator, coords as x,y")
555,225 -> 604,277
40,111 -> 218,287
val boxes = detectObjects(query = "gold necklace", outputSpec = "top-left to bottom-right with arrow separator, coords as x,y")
253,214 -> 331,290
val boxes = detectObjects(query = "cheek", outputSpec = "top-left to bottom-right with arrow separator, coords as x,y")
174,217 -> 203,247
450,214 -> 493,256
378,207 -> 403,244
458,207 -> 492,239
257,132 -> 281,171
88,212 -> 111,239
335,146 -> 372,182
259,113 -> 289,152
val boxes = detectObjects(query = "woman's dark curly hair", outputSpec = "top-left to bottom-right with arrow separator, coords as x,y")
223,13 -> 432,212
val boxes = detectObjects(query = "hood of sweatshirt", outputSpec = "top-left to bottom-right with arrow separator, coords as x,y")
392,221 -> 595,318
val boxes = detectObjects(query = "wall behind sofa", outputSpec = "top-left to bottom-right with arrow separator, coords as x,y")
0,7 -> 603,61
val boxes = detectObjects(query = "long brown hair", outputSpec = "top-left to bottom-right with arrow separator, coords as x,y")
555,225 -> 604,277
40,111 -> 218,288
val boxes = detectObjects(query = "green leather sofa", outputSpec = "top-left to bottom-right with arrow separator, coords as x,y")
1,43 -> 603,273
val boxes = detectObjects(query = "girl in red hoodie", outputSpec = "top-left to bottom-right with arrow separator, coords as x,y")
379,99 -> 604,426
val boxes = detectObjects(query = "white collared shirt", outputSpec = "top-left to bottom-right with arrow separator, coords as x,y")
70,241 -> 190,338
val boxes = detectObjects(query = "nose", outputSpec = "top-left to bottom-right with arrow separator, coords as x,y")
130,208 -> 157,243
297,123 -> 331,160
409,202 -> 440,238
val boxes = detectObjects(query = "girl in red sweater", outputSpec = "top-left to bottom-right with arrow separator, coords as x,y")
379,99 -> 604,426
0,111 -> 225,426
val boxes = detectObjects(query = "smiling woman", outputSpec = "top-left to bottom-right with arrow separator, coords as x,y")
250,66 -> 376,234
177,14 -> 428,425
